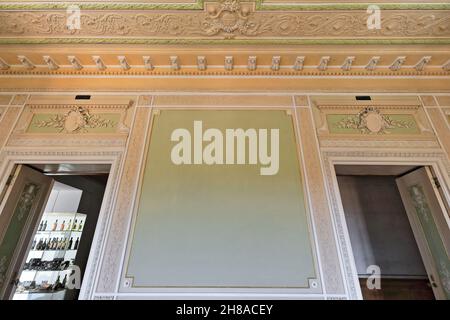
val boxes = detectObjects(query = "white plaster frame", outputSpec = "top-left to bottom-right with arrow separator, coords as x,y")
116,106 -> 325,299
0,148 -> 124,300
322,149 -> 450,300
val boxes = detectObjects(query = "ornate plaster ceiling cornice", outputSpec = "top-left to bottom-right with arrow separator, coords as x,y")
0,0 -> 449,45
0,1 -> 449,11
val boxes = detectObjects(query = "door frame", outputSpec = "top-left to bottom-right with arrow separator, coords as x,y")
321,149 -> 450,300
0,148 -> 123,300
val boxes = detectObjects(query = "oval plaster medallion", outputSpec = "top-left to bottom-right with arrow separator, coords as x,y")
64,110 -> 86,132
365,112 -> 384,133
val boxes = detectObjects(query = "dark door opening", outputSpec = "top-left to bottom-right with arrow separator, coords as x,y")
0,164 -> 110,300
335,165 -> 436,300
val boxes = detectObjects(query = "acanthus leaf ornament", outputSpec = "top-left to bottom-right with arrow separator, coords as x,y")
33,106 -> 117,133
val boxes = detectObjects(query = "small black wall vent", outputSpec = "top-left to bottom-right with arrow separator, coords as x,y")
75,95 -> 91,100
355,96 -> 371,101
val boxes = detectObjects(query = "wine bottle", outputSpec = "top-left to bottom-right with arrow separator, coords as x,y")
31,239 -> 37,250
38,221 -> 43,231
60,220 -> 65,231
68,237 -> 73,250
78,220 -> 83,231
66,219 -> 72,231
52,275 -> 61,291
74,237 -> 79,250
72,219 -> 78,231
61,275 -> 67,288
51,219 -> 58,231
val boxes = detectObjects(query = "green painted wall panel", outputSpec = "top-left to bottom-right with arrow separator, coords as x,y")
126,110 -> 317,288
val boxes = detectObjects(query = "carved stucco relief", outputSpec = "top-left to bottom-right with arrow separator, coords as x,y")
30,106 -> 118,133
313,105 -> 434,137
96,107 -> 152,293
331,107 -> 417,134
0,8 -> 449,40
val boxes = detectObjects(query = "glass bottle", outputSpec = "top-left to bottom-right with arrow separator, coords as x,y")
51,219 -> 58,231
74,237 -> 79,250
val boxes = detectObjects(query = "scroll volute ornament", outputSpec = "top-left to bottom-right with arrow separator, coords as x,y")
203,0 -> 256,38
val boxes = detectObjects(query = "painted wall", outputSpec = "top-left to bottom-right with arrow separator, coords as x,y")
125,110 -> 317,289
0,92 -> 448,300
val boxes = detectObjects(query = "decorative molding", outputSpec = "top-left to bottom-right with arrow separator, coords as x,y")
319,139 -> 440,149
17,55 -> 34,70
43,56 -> 59,71
170,56 -> 180,71
443,60 -> 450,71
248,56 -> 257,71
341,56 -> 355,72
293,56 -> 305,71
271,56 -> 281,71
332,107 -> 416,134
26,103 -> 132,110
30,106 -> 118,133
143,56 -> 154,71
97,107 -> 151,293
389,56 -> 406,71
414,56 -> 432,72
203,0 -> 255,38
7,136 -> 127,148
0,9 -> 449,44
197,56 -> 207,71
224,56 -> 234,71
0,58 -> 10,71
318,57 -> 330,71
365,56 -> 380,71
0,1 -> 449,11
1,39 -> 450,45
118,56 -> 130,71
68,56 -> 83,70
316,104 -> 421,111
0,148 -> 124,300
92,56 -> 106,71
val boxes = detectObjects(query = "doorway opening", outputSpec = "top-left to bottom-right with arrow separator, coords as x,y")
335,164 -> 450,300
0,163 -> 110,300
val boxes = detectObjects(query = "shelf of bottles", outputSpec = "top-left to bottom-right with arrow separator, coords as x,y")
14,212 -> 86,299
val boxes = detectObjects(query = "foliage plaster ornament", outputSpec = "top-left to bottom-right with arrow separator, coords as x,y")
203,0 -> 256,38
33,106 -> 117,133
1,5 -> 448,43
334,107 -> 416,134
